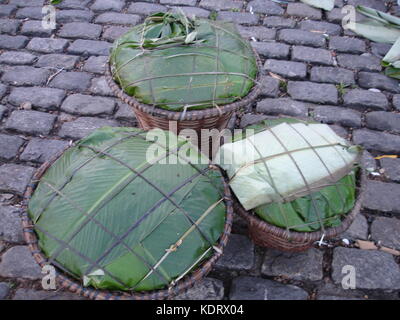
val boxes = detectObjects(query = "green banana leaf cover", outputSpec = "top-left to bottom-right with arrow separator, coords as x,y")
28,127 -> 226,291
110,12 -> 258,111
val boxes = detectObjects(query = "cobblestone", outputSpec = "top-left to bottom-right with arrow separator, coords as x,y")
127,2 -> 166,15
0,51 -> 37,65
20,138 -> 69,163
247,0 -> 283,15
262,248 -> 324,281
56,9 -> 95,23
5,110 -> 56,135
337,54 -> 382,72
343,89 -> 389,111
371,216 -> 400,250
95,12 -> 141,25
8,87 -> 66,110
20,20 -> 52,37
0,5 -> 16,18
102,26 -> 131,42
311,66 -> 354,85
0,164 -> 35,195
68,39 -> 111,56
292,46 -> 334,65
299,20 -> 342,36
257,98 -> 308,117
59,22 -> 102,40
49,71 -> 92,92
251,42 -> 289,59
341,214 -> 369,240
358,72 -> 400,93
0,35 -> 28,50
380,158 -> 400,183
0,18 -> 20,35
0,283 -> 10,300
170,6 -> 210,18
237,26 -> 276,41
27,38 -> 69,54
263,16 -> 296,28
264,59 -> 307,79
215,234 -> 254,271
288,81 -> 338,104
174,278 -> 224,300
365,111 -> 400,133
58,117 -> 119,140
0,134 -> 24,160
83,56 -> 108,74
259,76 -> 280,98
61,93 -> 115,115
216,12 -> 259,25
332,247 -> 400,290
329,36 -> 366,54
91,0 -> 126,12
36,54 -> 79,70
287,3 -> 322,20
12,289 -> 85,300
15,6 -> 42,19
199,0 -> 243,11
0,205 -> 23,243
362,180 -> 400,214
230,276 -> 308,300
0,246 -> 42,280
312,105 -> 362,128
278,29 -> 326,48
2,66 -> 50,87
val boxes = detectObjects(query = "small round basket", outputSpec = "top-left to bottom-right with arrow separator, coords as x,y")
235,172 -> 365,252
21,131 -> 234,300
105,49 -> 262,143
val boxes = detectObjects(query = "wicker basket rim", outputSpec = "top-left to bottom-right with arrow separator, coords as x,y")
235,170 -> 366,243
106,48 -> 263,121
21,145 -> 233,300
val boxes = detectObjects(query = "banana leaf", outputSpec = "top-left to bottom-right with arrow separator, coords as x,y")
110,12 -> 258,111
255,171 -> 357,232
300,0 -> 334,11
28,127 -> 226,291
215,120 -> 361,211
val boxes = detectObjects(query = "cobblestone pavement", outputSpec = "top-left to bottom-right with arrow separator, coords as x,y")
0,0 -> 399,300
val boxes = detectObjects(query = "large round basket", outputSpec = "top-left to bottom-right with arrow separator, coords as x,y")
21,148 -> 234,300
234,171 -> 366,252
105,49 -> 263,153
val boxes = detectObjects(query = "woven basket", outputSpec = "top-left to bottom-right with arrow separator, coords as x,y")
21,147 -> 234,300
234,171 -> 366,252
105,49 -> 263,153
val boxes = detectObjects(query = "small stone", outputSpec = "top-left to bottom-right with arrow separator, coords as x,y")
199,0 -> 243,11
0,205 -> 23,243
264,59 -> 307,79
91,0 -> 125,12
343,89 -> 389,111
8,87 -> 66,110
257,98 -> 308,117
310,66 -> 355,85
215,234 -> 254,271
0,51 -> 36,65
332,247 -> 400,289
341,214 -> 368,240
299,20 -> 341,36
246,0 -> 283,15
240,113 -> 268,128
2,66 -> 50,86
288,81 -> 338,104
56,9 -> 94,23
0,18 -> 20,35
95,12 -> 141,25
0,5 -> 16,18
371,216 -> 400,249
58,22 -> 102,40
61,94 -> 115,116
329,36 -> 366,54
83,56 -> 108,74
20,138 -> 69,163
337,54 -> 381,72
313,105 -> 362,127
0,164 -> 35,195
263,16 -> 296,28
0,283 -> 10,300
57,0 -> 90,9
358,72 -> 400,94
5,110 -> 56,135
58,117 -> 119,140
0,35 -> 28,49
262,248 -> 324,281
230,276 -> 308,300
49,71 -> 92,91
371,43 -> 392,57
251,42 -> 289,59
259,76 -> 280,98
89,76 -> 115,96
36,54 -> 79,70
127,2 -> 166,15
292,46 -> 333,65
102,26 -> 130,42
237,26 -> 276,41
0,134 -> 24,160
217,12 -> 259,25
20,20 -> 52,37
174,278 -> 224,300
27,38 -> 69,54
9,0 -> 44,6
362,180 -> 400,214
365,111 -> 400,133
353,129 -> 400,154
13,289 -> 85,300
278,29 -> 326,47
170,6 -> 210,19
380,158 -> 400,183
68,39 -> 111,56
160,0 -> 197,5
15,6 -> 42,19
287,3 -> 322,20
